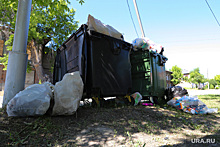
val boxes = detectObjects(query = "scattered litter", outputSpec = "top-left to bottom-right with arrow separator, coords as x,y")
7,82 -> 53,117
167,95 -> 218,114
87,14 -> 123,40
142,103 -> 153,106
165,86 -> 188,101
131,92 -> 142,106
52,71 -> 84,116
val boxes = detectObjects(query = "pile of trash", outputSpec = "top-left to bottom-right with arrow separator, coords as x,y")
165,86 -> 188,101
166,86 -> 218,114
132,37 -> 163,53
7,71 -> 84,117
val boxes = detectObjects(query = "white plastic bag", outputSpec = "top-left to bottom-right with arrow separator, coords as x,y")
87,14 -> 123,40
52,71 -> 84,116
7,82 -> 53,117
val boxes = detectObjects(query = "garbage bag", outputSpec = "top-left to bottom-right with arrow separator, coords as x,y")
165,86 -> 188,101
167,95 -> 218,114
87,14 -> 123,40
52,71 -> 84,116
7,82 -> 53,117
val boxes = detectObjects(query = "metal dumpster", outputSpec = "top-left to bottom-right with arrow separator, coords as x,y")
53,24 -> 132,100
130,49 -> 168,103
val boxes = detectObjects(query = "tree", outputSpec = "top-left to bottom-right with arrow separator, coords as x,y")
183,76 -> 189,82
171,65 -> 183,85
209,79 -> 217,89
0,0 -> 83,82
214,75 -> 220,86
189,68 -> 205,88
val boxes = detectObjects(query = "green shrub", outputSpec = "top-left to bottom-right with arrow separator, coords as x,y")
216,86 -> 219,89
210,84 -> 215,89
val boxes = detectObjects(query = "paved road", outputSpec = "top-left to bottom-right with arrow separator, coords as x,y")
187,89 -> 220,96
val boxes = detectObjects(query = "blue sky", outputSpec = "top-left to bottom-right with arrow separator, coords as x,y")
70,0 -> 220,79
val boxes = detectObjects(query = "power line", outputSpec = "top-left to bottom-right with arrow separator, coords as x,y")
205,0 -> 220,27
126,0 -> 139,38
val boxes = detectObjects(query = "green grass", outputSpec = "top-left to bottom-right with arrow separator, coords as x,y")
198,94 -> 220,112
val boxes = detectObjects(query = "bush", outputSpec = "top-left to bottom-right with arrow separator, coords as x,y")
216,86 -> 219,89
210,84 -> 215,89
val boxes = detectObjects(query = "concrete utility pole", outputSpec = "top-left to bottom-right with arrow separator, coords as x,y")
133,0 -> 145,38
3,0 -> 32,107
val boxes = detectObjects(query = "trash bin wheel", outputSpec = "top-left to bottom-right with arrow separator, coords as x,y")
92,96 -> 104,107
150,96 -> 159,104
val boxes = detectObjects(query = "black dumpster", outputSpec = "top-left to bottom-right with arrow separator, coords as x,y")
53,24 -> 132,99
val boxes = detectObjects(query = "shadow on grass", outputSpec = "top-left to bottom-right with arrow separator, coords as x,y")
198,95 -> 220,100
164,129 -> 220,147
1,100 -> 219,146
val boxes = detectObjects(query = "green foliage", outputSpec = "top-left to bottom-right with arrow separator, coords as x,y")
189,68 -> 205,87
209,79 -> 217,88
214,75 -> 220,85
28,0 -> 78,49
5,34 -> 14,51
77,0 -> 85,5
0,0 -> 79,71
171,65 -> 183,85
26,62 -> 32,73
210,84 -> 215,89
0,54 -> 9,70
183,76 -> 189,82
203,84 -> 208,90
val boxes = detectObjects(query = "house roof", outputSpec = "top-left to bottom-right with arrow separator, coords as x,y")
182,69 -> 189,74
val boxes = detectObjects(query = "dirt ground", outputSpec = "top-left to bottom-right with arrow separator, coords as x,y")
0,100 -> 219,147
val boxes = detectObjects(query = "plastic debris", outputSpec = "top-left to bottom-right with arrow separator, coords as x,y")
7,82 -> 53,117
132,37 -> 163,52
132,38 -> 150,51
142,103 -> 153,106
165,86 -> 188,101
131,92 -> 142,106
167,95 -> 218,114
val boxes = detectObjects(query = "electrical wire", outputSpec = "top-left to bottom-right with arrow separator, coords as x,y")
205,0 -> 220,27
126,0 -> 139,38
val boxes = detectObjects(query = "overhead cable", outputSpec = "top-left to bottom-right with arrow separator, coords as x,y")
126,0 -> 139,38
205,0 -> 220,27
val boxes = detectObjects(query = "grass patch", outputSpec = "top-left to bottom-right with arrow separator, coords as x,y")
198,94 -> 220,113
0,94 -> 220,146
